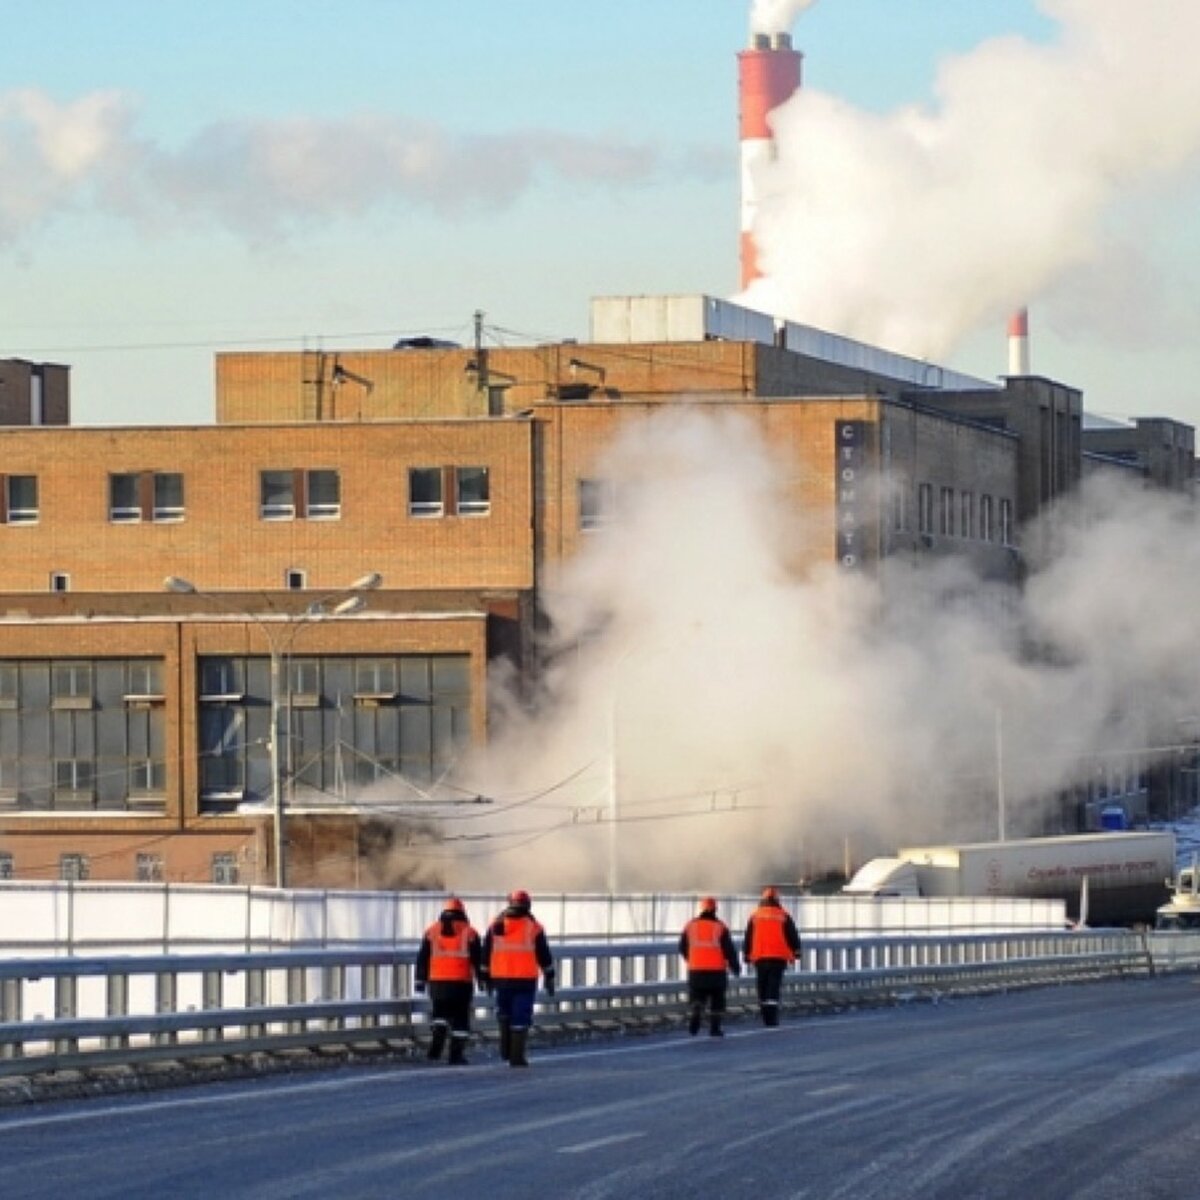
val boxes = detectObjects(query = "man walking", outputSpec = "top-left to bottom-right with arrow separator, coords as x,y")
415,896 -> 485,1065
679,896 -> 740,1038
743,885 -> 801,1027
483,889 -> 555,1067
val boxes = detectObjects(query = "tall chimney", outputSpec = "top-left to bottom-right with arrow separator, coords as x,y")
738,31 -> 802,290
1007,308 -> 1030,376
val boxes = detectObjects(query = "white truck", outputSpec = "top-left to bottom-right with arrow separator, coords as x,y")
844,831 -> 1175,927
1155,856 -> 1200,930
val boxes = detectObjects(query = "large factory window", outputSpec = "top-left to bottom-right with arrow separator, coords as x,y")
939,487 -> 954,537
980,494 -> 994,542
109,471 -> 185,523
960,492 -> 975,540
196,653 -> 473,812
1000,499 -> 1014,546
0,658 -> 168,813
917,483 -> 933,535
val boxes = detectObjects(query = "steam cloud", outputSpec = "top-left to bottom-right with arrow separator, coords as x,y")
0,88 -> 710,244
750,0 -> 817,37
438,409 -> 1198,894
742,0 -> 1200,360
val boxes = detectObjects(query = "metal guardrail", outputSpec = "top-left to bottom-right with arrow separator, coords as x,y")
0,929 -> 1181,1081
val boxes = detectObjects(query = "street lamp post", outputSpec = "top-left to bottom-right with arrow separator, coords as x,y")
164,573 -> 381,887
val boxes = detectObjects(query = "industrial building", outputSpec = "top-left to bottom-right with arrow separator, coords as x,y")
1,294 -> 1175,886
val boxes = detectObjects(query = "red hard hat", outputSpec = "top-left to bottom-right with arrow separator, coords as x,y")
445,896 -> 465,913
700,896 -> 717,912
508,889 -> 531,906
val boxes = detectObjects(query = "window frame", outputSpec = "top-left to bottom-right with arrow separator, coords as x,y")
5,474 -> 39,525
455,466 -> 491,517
408,467 -> 444,518
260,470 -> 296,520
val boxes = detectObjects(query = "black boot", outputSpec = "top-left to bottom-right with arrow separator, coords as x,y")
709,1015 -> 724,1038
509,1028 -> 529,1067
497,1018 -> 512,1062
448,1035 -> 469,1066
759,1004 -> 770,1027
688,1004 -> 702,1037
764,1006 -> 780,1028
427,1022 -> 448,1061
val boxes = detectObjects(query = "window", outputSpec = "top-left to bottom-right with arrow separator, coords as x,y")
52,661 -> 93,707
980,494 -> 994,542
125,660 -> 163,699
960,492 -> 974,540
917,483 -> 934,536
55,759 -> 95,793
60,853 -> 89,882
891,478 -> 906,532
50,572 -> 70,593
109,471 -> 184,522
200,657 -> 244,699
289,658 -> 320,701
136,852 -> 163,883
212,852 -> 240,885
260,470 -> 295,520
153,472 -> 184,521
456,467 -> 490,516
1000,498 -> 1014,547
4,475 -> 38,524
306,469 -> 341,519
260,469 -> 341,520
285,568 -> 306,590
129,759 -> 166,793
939,487 -> 954,537
408,467 -> 443,517
0,852 -> 11,880
579,478 -> 616,531
109,473 -> 142,522
355,658 -> 398,697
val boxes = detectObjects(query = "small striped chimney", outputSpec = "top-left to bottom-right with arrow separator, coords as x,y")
1007,308 -> 1030,376
738,31 -> 802,290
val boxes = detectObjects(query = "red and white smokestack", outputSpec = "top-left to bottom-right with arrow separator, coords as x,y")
738,31 -> 802,290
1007,308 -> 1030,376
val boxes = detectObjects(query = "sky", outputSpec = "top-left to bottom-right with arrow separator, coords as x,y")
7,0 -> 1197,430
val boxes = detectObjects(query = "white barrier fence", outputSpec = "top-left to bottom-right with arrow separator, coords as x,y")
0,882 -> 1068,957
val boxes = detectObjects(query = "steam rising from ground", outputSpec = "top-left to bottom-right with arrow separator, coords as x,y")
742,0 -> 1200,360
441,409 -> 1198,894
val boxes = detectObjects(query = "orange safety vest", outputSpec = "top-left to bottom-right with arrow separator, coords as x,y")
685,917 -> 729,972
747,905 -> 794,963
426,920 -> 476,983
489,914 -> 543,980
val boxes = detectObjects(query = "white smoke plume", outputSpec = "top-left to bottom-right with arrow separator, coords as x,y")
0,88 -> 713,245
750,0 -> 817,37
742,0 -> 1200,360
439,407 -> 1200,895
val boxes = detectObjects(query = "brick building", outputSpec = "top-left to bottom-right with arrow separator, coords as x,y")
0,296 -> 1114,887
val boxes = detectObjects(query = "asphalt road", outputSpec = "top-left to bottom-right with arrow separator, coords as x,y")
3,975 -> 1200,1199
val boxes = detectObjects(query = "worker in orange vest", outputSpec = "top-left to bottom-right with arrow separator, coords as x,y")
415,896 -> 485,1065
483,889 -> 555,1067
679,896 -> 741,1038
743,885 -> 801,1027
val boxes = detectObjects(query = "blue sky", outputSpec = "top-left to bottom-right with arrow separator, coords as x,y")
6,0 -> 1198,429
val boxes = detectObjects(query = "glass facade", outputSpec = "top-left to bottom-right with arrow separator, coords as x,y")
0,658 -> 165,812
197,653 -> 472,812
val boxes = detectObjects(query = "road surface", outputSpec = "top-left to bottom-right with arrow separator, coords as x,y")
2,974 -> 1199,1199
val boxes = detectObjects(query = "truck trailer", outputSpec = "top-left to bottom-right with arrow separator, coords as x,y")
843,832 -> 1175,927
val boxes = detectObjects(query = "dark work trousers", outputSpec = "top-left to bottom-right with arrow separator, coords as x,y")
753,959 -> 787,1023
687,971 -> 729,1016
492,980 -> 537,1030
429,980 -> 474,1039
